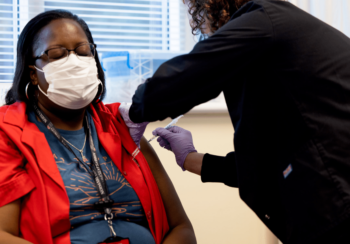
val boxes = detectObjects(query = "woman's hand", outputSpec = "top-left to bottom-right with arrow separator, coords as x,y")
119,103 -> 148,148
153,126 -> 197,171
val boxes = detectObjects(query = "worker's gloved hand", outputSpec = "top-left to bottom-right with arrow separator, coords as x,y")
119,103 -> 148,148
153,126 -> 197,171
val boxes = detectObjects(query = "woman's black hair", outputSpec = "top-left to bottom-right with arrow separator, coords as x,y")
5,9 -> 106,105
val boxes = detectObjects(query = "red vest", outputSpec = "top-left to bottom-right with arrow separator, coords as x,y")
0,101 -> 169,244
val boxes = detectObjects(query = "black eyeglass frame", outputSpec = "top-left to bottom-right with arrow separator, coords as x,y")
33,43 -> 97,63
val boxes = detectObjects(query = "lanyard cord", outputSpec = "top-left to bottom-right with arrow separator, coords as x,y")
32,103 -> 116,237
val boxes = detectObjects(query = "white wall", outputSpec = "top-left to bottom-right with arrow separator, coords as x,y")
290,0 -> 350,37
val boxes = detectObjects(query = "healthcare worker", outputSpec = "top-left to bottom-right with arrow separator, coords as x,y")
127,0 -> 350,243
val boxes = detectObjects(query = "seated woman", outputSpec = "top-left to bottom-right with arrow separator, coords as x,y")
0,10 -> 196,244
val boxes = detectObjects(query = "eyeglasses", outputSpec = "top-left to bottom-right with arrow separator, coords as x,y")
33,43 -> 96,64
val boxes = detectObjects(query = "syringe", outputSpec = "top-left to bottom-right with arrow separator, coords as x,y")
148,115 -> 184,142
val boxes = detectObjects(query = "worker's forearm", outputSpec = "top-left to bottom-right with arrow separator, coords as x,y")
0,231 -> 33,244
183,152 -> 204,175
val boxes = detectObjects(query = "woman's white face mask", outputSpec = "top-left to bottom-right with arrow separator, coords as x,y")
35,54 -> 101,110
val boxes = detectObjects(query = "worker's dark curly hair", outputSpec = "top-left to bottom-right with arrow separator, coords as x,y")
184,0 -> 284,35
184,0 -> 237,34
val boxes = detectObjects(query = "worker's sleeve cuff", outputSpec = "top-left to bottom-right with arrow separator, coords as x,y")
201,152 -> 238,188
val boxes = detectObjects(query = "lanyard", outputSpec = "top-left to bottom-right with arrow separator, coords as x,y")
32,104 -> 117,237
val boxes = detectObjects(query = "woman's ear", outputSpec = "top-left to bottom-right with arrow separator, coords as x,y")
28,65 -> 38,85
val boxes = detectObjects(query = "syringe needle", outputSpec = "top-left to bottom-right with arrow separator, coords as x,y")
148,135 -> 157,142
148,115 -> 184,143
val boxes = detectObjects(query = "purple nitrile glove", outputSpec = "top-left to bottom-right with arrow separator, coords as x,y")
119,103 -> 148,148
153,126 -> 197,171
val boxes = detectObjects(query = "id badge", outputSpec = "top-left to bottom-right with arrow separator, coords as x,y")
98,236 -> 130,244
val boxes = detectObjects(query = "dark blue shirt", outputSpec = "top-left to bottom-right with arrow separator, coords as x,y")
28,110 -> 155,244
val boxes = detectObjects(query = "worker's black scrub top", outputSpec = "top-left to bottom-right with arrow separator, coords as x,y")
129,0 -> 350,243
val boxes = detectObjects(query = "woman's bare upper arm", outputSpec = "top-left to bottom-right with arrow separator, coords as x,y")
0,199 -> 20,236
140,137 -> 192,229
